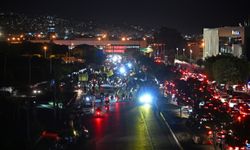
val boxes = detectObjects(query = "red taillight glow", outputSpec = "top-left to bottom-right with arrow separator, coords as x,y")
240,147 -> 246,150
228,146 -> 233,150
237,116 -> 242,122
227,146 -> 246,150
208,131 -> 212,135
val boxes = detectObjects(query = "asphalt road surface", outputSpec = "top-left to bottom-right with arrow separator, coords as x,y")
76,101 -> 181,150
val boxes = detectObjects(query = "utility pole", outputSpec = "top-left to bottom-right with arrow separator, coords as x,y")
50,57 -> 52,74
176,48 -> 179,59
3,55 -> 7,84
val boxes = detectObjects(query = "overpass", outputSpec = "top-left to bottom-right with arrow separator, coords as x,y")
29,39 -> 147,53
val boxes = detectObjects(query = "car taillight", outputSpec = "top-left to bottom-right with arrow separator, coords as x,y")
237,116 -> 242,122
208,131 -> 212,135
240,146 -> 246,150
97,111 -> 100,115
228,146 -> 233,150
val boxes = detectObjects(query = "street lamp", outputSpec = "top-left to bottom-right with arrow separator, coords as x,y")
190,49 -> 192,63
43,46 -> 48,59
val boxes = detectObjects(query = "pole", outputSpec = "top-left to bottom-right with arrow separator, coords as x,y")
25,100 -> 31,147
190,49 -> 192,63
3,55 -> 6,83
29,56 -> 31,85
44,50 -> 46,59
50,57 -> 52,74
176,48 -> 179,59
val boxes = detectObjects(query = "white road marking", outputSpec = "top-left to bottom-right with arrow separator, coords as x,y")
160,112 -> 184,150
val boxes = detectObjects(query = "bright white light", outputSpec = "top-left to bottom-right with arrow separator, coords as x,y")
112,55 -> 118,62
119,66 -> 126,74
139,94 -> 152,104
127,62 -> 132,68
33,89 -> 41,94
86,97 -> 90,101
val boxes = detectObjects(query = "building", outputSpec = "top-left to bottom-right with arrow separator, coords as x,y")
29,38 -> 147,54
203,26 -> 245,59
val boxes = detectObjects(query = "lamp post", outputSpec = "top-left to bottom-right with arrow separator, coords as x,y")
190,49 -> 192,63
183,48 -> 185,56
29,56 -> 32,85
176,48 -> 179,59
50,56 -> 52,74
43,46 -> 47,59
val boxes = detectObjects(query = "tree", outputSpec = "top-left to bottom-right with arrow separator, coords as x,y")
204,54 -> 250,84
196,59 -> 203,67
154,27 -> 185,61
73,44 -> 106,65
213,58 -> 240,84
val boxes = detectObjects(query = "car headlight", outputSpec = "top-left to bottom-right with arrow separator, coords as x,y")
86,97 -> 90,101
139,94 -> 153,104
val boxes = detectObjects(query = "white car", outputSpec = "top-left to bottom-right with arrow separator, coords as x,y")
228,99 -> 240,108
219,95 -> 228,103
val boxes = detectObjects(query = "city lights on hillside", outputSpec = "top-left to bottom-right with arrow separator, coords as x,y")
51,35 -> 56,39
6,34 -> 25,43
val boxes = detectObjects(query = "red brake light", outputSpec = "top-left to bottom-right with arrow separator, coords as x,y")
237,116 -> 242,122
228,146 -> 233,150
208,131 -> 212,135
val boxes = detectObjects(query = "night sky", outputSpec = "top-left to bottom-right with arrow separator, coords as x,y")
1,0 -> 250,33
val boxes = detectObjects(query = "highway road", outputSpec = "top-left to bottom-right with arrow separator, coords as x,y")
75,101 -> 182,150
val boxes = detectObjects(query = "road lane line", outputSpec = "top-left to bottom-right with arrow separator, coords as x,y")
140,109 -> 155,150
160,112 -> 184,150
